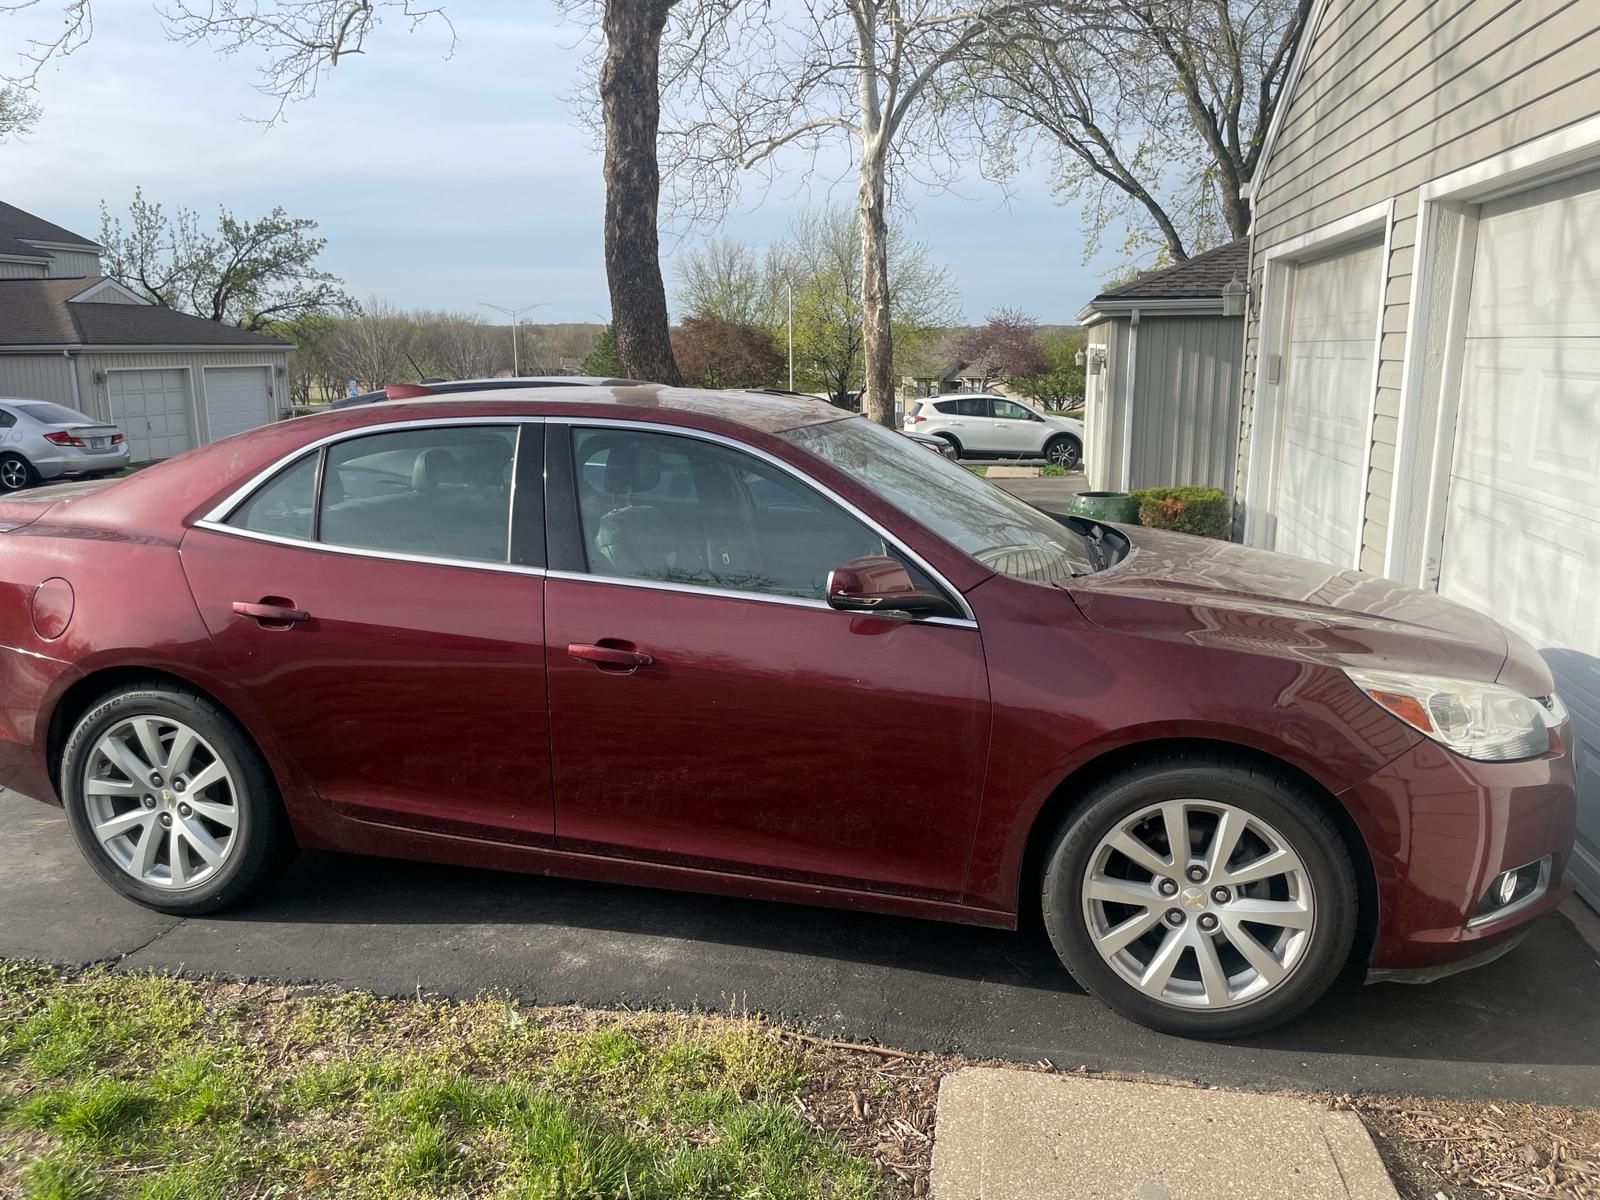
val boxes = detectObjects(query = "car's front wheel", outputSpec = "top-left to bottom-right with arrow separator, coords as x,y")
1044,436 -> 1081,470
61,683 -> 295,915
1041,754 -> 1357,1038
0,453 -> 35,493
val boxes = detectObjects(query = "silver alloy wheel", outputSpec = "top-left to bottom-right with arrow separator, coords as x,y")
82,716 -> 239,890
1081,800 -> 1315,1010
0,457 -> 28,490
1046,439 -> 1080,469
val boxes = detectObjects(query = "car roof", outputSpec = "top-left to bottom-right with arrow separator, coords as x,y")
351,383 -> 851,436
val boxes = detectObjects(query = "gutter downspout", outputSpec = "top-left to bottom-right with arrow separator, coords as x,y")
1121,308 -> 1139,490
64,350 -> 84,413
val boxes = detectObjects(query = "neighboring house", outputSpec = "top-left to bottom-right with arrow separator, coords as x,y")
1076,239 -> 1247,493
900,358 -> 989,399
0,202 -> 291,464
1233,0 -> 1600,909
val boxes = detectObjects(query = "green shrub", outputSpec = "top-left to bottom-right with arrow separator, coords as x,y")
1131,486 -> 1231,539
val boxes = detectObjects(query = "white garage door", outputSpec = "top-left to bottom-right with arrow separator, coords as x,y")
204,366 -> 272,443
1272,242 -> 1382,566
1435,168 -> 1600,909
107,369 -> 192,464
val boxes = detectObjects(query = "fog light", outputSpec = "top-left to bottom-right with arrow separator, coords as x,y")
1472,856 -> 1551,924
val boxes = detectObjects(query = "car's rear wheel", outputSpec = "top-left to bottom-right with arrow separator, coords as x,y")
1044,436 -> 1081,470
61,684 -> 295,915
0,453 -> 35,492
1041,754 -> 1356,1038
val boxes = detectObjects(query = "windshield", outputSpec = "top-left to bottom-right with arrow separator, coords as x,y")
783,417 -> 1097,582
17,402 -> 95,425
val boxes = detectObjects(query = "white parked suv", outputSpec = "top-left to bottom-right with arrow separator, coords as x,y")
904,393 -> 1084,468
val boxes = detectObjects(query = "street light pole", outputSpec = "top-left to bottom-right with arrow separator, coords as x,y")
478,301 -> 547,376
786,280 -> 794,392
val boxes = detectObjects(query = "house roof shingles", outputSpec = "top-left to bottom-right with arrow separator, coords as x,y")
0,277 -> 291,348
1089,238 -> 1250,303
0,233 -> 50,260
0,201 -> 100,249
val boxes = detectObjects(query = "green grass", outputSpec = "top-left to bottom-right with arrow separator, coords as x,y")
964,465 -> 988,476
0,961 -> 882,1200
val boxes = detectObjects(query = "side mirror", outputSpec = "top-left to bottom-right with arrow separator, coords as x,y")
826,555 -> 952,617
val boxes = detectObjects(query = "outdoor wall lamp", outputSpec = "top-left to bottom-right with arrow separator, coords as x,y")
1075,347 -> 1107,375
92,370 -> 106,384
1221,273 -> 1247,317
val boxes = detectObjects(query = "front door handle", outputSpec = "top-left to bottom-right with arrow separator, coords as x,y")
568,641 -> 654,672
232,599 -> 309,628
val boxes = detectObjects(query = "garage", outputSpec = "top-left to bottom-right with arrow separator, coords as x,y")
1271,242 -> 1382,566
204,366 -> 274,443
1434,168 -> 1600,906
107,368 -> 194,464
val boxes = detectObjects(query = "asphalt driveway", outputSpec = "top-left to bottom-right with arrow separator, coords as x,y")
5,788 -> 1598,1106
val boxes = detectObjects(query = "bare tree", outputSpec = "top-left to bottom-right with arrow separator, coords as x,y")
4,0 -> 693,384
0,83 -> 39,139
980,0 -> 1310,263
331,298 -> 417,392
666,0 -> 1085,424
414,311 -> 506,379
674,235 -> 773,324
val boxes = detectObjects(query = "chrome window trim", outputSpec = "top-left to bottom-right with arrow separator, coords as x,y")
193,411 -> 978,625
555,416 -> 978,624
543,569 -> 979,629
199,415 -> 541,524
188,520 -> 549,578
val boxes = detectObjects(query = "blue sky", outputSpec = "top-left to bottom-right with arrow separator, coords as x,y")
4,0 -> 1129,324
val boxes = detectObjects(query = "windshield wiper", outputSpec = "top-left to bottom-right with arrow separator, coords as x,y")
1081,522 -> 1109,572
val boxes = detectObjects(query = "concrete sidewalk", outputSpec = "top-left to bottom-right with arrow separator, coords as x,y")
932,1069 -> 1398,1199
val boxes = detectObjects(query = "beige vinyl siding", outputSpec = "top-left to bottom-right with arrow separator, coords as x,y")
0,260 -> 48,280
1128,315 -> 1242,491
0,354 -> 79,406
42,249 -> 103,277
77,350 -> 288,435
1239,0 -> 1600,570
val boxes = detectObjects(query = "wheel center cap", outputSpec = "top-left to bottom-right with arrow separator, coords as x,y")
1179,886 -> 1208,910
160,790 -> 173,808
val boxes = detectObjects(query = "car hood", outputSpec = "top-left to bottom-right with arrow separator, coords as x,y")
1043,414 -> 1084,434
1066,525 -> 1546,690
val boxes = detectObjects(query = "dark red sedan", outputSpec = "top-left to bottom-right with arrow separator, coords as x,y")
0,387 -> 1576,1037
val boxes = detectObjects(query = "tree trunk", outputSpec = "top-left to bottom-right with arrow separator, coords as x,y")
600,0 -> 683,386
857,152 -> 895,426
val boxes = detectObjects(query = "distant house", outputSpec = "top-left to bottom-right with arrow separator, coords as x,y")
899,358 -> 989,399
1075,239 -> 1247,493
0,202 -> 291,463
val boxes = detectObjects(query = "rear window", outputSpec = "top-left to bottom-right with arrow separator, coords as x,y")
16,402 -> 94,425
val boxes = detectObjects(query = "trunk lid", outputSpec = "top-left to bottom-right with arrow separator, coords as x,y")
0,477 -> 123,531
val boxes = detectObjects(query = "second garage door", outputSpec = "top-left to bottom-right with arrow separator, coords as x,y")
203,366 -> 272,443
107,369 -> 193,464
1434,167 -> 1600,909
1272,242 -> 1382,566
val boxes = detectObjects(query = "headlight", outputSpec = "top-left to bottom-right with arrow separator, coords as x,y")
1345,668 -> 1567,762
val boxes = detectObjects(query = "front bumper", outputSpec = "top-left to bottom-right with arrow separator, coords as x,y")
1339,731 -> 1577,971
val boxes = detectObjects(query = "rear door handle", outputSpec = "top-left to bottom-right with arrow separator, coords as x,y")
568,641 -> 654,671
232,599 -> 309,628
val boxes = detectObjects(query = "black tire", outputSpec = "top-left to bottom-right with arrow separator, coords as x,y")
1044,436 -> 1082,471
0,453 -> 35,493
934,433 -> 963,459
1041,752 -> 1357,1038
61,683 -> 296,915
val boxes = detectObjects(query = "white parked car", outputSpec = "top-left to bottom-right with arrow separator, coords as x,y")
904,394 -> 1084,468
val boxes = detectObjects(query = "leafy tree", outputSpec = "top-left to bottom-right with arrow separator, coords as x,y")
0,84 -> 39,140
582,325 -> 621,376
1010,327 -> 1086,410
672,315 -> 783,389
979,0 -> 1311,262
269,312 -> 340,406
675,236 -> 777,325
99,188 -> 348,330
953,308 -> 1047,388
776,208 -> 956,407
